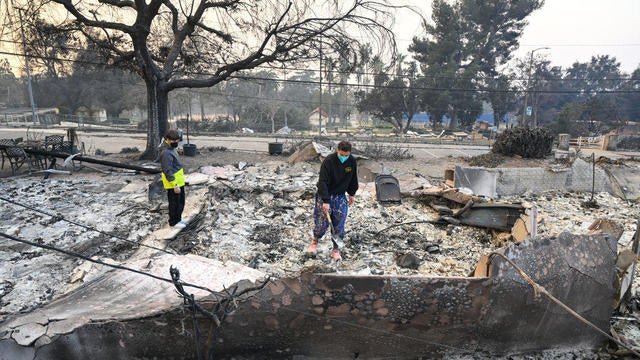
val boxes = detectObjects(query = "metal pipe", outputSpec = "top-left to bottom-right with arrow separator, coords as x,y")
17,8 -> 38,126
521,47 -> 549,127
591,152 -> 595,202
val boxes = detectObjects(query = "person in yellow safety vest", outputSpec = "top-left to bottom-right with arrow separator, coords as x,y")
160,129 -> 187,229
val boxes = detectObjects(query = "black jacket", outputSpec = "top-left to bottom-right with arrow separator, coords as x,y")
317,153 -> 358,203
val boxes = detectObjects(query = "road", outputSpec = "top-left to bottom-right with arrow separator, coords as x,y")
0,127 -> 492,159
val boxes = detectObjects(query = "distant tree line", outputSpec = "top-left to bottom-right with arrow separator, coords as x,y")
356,0 -> 640,136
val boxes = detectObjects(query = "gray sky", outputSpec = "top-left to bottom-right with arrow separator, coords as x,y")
395,0 -> 640,74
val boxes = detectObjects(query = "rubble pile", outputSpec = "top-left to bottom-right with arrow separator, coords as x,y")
166,161 -> 495,278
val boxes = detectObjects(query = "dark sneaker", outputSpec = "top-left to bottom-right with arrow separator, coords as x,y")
331,248 -> 342,261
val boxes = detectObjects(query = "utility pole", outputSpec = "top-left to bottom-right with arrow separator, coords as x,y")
17,8 -> 38,126
318,45 -> 323,136
282,64 -> 288,129
521,47 -> 549,127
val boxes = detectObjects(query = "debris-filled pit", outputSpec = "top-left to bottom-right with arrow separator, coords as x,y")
1,151 -> 640,359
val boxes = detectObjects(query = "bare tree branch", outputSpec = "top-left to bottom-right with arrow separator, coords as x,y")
98,0 -> 137,9
202,0 -> 242,10
195,22 -> 233,43
51,0 -> 134,33
159,0 -> 179,34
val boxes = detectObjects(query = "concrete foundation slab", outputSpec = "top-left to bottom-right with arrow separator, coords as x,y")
454,158 -> 614,197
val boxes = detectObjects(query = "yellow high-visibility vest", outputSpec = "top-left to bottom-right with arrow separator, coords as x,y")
161,168 -> 185,189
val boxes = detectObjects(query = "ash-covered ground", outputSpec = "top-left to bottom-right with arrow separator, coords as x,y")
1,149 -> 639,358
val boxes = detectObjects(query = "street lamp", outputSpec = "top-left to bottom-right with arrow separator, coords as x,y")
522,47 -> 549,127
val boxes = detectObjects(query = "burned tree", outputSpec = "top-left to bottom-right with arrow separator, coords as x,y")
39,0 -> 398,159
492,127 -> 554,159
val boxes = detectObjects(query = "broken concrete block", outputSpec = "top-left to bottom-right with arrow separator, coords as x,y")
588,218 -> 624,239
184,172 -> 210,185
397,173 -> 432,194
287,141 -> 317,164
454,165 -> 497,198
511,215 -> 530,242
469,253 -> 493,277
441,188 -> 477,205
11,323 -> 46,346
554,149 -> 575,161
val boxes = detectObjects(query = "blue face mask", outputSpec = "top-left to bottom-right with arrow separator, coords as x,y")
338,154 -> 349,163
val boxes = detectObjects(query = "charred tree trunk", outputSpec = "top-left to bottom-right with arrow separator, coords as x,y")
448,109 -> 458,130
199,93 -> 206,121
141,78 -> 168,160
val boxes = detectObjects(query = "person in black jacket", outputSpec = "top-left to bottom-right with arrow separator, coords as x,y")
159,129 -> 187,229
307,141 -> 358,261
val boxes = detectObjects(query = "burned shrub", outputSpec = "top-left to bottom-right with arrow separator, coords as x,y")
492,127 -> 553,158
617,136 -> 640,151
467,153 -> 504,168
120,147 -> 140,154
357,141 -> 413,160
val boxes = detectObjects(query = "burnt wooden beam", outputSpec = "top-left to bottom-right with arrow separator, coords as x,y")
23,148 -> 161,174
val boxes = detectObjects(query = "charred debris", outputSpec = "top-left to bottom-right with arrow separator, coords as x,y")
1,137 -> 640,359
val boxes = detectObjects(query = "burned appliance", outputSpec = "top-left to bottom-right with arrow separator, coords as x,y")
375,174 -> 401,204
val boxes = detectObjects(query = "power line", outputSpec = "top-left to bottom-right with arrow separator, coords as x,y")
0,37 -> 638,83
1,48 -> 638,96
0,196 -> 174,254
521,43 -> 640,47
0,231 -> 217,294
6,66 -> 640,114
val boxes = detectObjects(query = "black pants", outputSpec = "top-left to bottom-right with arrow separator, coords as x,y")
167,187 -> 185,226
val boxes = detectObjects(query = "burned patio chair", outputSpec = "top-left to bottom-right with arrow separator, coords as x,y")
5,146 -> 46,175
4,146 -> 29,175
0,138 -> 16,170
45,135 -> 65,153
43,135 -> 66,169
